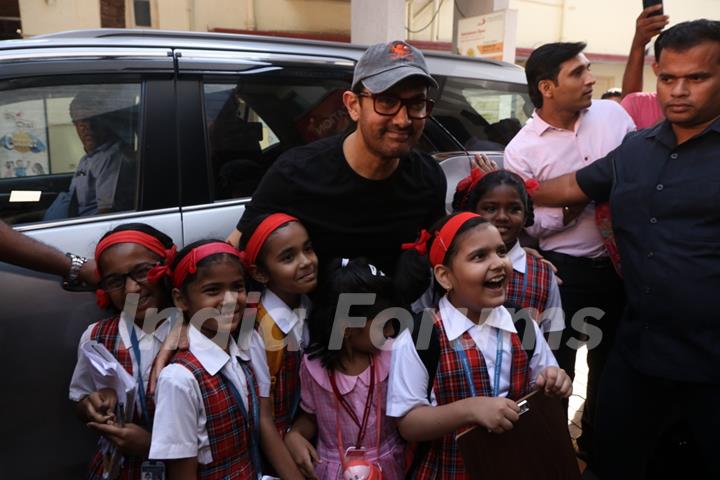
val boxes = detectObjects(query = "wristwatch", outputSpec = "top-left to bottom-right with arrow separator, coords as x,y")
64,252 -> 89,286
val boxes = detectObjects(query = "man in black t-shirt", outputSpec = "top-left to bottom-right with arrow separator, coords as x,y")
228,40 -> 447,273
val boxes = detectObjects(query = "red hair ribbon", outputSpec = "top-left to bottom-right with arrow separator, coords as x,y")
455,168 -> 487,210
401,229 -> 432,256
242,213 -> 299,267
95,289 -> 110,309
171,242 -> 242,288
429,212 -> 481,267
95,230 -> 176,309
524,178 -> 540,196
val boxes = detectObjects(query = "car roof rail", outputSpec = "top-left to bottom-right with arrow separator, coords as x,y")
32,28 -> 518,69
33,28 -> 365,49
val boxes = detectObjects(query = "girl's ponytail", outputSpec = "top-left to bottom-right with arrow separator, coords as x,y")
394,244 -> 433,307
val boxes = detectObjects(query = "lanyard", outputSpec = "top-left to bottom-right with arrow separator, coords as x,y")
329,357 -> 375,448
455,328 -> 503,398
128,326 -> 151,427
289,350 -> 302,421
330,359 -> 383,469
222,362 -> 262,480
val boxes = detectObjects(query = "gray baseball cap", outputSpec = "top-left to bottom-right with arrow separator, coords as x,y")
352,40 -> 438,93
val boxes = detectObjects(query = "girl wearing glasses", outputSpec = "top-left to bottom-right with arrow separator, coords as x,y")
68,222 -> 177,480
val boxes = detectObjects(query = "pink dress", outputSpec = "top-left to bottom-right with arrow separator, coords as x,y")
299,348 -> 406,479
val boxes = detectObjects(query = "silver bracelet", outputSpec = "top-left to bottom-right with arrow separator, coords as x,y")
64,252 -> 89,285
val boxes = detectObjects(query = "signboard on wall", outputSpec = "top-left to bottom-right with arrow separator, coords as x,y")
457,9 -> 518,63
0,104 -> 49,178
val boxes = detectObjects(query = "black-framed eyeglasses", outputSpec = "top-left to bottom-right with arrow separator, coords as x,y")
99,262 -> 158,292
357,93 -> 435,119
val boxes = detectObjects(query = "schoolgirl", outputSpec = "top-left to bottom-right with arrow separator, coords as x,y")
453,168 -> 564,335
284,258 -> 406,480
69,223 -> 177,479
149,240 -> 303,479
239,213 -> 318,436
388,212 -> 572,478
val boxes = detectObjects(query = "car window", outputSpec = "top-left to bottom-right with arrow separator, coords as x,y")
203,66 -> 351,201
432,76 -> 532,151
0,83 -> 142,225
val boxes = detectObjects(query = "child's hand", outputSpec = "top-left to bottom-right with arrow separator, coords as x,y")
87,422 -> 151,456
79,388 -> 117,423
284,430 -> 320,479
522,247 -> 562,284
467,397 -> 520,433
535,366 -> 573,398
471,153 -> 498,173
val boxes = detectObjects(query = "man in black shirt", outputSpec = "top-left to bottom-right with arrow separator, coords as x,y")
531,20 -> 720,478
228,41 -> 447,273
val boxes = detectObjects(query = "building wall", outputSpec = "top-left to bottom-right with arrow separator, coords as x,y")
20,0 -> 351,36
255,0 -> 350,33
407,0 -> 454,42
151,0 -> 351,33
19,0 -> 101,36
510,0 -> 720,54
17,0 -> 718,94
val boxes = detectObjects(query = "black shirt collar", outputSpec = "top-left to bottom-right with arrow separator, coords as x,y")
644,115 -> 720,149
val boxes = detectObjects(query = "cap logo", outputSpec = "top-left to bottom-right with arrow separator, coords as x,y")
389,41 -> 414,61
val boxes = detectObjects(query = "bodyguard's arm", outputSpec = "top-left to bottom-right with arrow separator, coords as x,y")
532,172 -> 590,207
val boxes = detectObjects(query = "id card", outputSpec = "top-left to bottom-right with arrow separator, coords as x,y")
140,461 -> 165,480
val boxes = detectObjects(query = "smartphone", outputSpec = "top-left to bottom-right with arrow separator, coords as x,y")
642,0 -> 663,16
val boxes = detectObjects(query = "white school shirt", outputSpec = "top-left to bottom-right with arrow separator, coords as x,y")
386,296 -> 558,418
507,241 -> 564,334
262,290 -> 310,348
149,326 -> 269,463
69,313 -> 172,408
252,289 -> 310,398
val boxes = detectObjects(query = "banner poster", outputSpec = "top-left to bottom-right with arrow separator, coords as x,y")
0,101 -> 49,178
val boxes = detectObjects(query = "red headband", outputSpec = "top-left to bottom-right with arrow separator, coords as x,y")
429,212 -> 481,267
172,242 -> 242,288
242,213 -> 299,267
95,231 -> 175,263
95,230 -> 176,309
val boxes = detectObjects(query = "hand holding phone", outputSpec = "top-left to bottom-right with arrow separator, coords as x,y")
635,1 -> 669,47
642,0 -> 663,17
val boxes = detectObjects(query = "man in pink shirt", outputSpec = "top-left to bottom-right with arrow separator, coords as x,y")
504,41 -> 635,466
621,91 -> 663,128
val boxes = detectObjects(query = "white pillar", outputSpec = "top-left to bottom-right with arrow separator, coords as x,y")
351,0 -> 406,45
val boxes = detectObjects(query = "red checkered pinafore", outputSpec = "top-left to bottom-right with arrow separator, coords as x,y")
506,254 -> 552,321
87,316 -> 155,480
413,312 -> 531,480
172,351 -> 259,480
255,303 -> 302,436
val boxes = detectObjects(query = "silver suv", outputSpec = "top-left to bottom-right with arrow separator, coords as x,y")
0,29 -> 530,478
